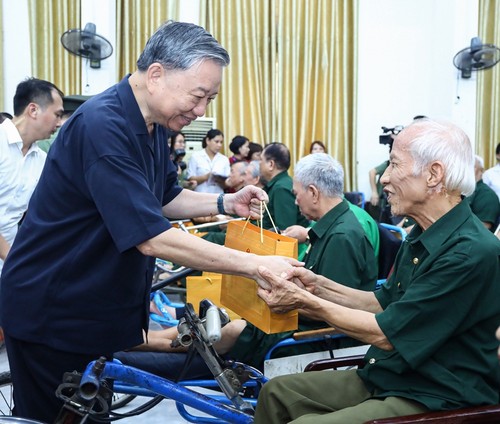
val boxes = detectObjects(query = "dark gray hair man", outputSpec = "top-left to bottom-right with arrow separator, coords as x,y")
1,21 -> 297,422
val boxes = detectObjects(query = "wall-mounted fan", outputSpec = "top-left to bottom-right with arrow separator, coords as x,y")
61,23 -> 113,69
453,37 -> 500,78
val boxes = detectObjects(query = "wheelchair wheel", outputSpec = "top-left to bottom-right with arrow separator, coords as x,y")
110,393 -> 136,410
0,371 -> 13,416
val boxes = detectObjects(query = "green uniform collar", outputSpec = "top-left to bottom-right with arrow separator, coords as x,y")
309,199 -> 349,242
265,170 -> 289,191
406,200 -> 471,253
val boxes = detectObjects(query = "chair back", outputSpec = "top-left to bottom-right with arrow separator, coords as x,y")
377,223 -> 403,279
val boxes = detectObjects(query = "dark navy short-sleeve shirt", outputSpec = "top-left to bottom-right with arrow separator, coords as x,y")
0,76 -> 182,354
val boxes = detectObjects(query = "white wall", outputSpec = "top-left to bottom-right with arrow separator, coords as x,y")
2,0 -> 31,113
1,0 -> 480,198
356,0 -> 478,196
80,0 -> 117,95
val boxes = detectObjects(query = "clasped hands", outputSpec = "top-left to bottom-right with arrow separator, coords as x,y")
256,265 -> 319,314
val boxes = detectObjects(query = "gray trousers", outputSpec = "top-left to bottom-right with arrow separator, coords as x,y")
254,369 -> 428,424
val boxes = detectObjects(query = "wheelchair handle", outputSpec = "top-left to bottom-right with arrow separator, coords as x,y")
205,305 -> 221,343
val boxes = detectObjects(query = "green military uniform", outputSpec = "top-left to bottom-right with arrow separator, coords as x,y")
359,200 -> 500,409
348,201 -> 380,259
254,200 -> 500,423
262,171 -> 309,231
229,200 -> 377,369
467,179 -> 500,229
297,201 -> 380,262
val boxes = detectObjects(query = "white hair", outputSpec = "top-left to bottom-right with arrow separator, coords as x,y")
294,153 -> 344,198
404,119 -> 476,196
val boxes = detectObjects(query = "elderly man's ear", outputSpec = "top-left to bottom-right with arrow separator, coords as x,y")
427,161 -> 445,189
308,185 -> 320,203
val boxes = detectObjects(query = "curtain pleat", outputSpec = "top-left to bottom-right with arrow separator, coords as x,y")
116,0 -> 180,79
476,0 -> 500,167
208,0 -> 357,189
28,0 -> 81,95
207,0 -> 274,148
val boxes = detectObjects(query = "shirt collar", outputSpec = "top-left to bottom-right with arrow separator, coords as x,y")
2,119 -> 43,155
265,170 -> 289,190
1,119 -> 22,145
406,200 -> 472,254
116,75 -> 150,135
309,199 -> 350,242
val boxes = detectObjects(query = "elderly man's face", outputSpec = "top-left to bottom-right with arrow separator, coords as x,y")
150,60 -> 223,131
380,127 -> 429,217
227,162 -> 246,189
292,179 -> 316,221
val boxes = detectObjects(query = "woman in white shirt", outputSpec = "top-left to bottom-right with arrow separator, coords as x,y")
187,129 -> 230,193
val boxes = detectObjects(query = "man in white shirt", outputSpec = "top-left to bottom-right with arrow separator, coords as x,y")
483,143 -> 500,202
0,78 -> 64,272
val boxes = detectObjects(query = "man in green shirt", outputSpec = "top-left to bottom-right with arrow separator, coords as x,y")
259,142 -> 310,231
467,155 -> 500,231
226,153 -> 377,368
254,118 -> 500,423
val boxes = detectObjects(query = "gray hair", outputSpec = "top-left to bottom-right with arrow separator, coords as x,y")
404,119 -> 475,196
137,20 -> 230,71
232,161 -> 249,175
248,160 -> 261,179
294,154 -> 344,198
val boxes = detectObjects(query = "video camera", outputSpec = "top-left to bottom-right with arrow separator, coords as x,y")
173,148 -> 187,171
379,125 -> 404,147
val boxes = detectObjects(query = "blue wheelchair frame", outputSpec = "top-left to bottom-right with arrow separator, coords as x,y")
83,360 -> 261,423
56,302 -> 267,424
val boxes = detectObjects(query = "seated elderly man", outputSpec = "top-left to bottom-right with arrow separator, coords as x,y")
253,118 -> 500,423
116,153 -> 377,374
260,142 -> 310,231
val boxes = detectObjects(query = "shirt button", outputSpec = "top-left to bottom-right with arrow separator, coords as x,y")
368,358 -> 376,364
412,257 -> 419,265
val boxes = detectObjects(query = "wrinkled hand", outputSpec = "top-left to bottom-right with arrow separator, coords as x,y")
225,185 -> 268,219
256,266 -> 306,313
252,255 -> 303,290
280,267 -> 321,294
282,225 -> 309,243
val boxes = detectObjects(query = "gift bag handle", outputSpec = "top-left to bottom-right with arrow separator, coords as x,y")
241,201 -> 279,242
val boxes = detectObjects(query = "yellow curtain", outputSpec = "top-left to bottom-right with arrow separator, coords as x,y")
116,0 -> 180,78
207,0 -> 357,189
207,0 -> 275,146
28,0 -> 81,95
277,0 -> 357,188
476,0 -> 500,167
0,1 -> 3,111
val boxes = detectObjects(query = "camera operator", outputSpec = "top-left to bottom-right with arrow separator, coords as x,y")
169,131 -> 194,189
367,125 -> 403,223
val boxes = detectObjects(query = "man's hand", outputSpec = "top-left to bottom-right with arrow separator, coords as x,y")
281,266 -> 320,294
252,256 -> 304,290
225,185 -> 268,219
282,225 -> 309,243
256,266 -> 307,313
370,193 -> 379,206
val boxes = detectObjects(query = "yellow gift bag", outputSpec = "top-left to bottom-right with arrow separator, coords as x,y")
220,220 -> 299,334
186,272 -> 240,321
